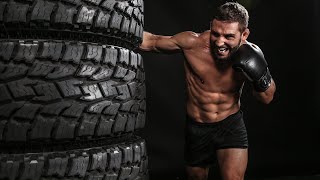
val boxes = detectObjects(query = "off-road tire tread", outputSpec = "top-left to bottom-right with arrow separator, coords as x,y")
0,0 -> 144,49
0,39 -> 146,143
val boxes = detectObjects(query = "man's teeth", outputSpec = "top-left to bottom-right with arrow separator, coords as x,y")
218,48 -> 227,52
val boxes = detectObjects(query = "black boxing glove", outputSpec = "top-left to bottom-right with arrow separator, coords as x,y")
231,42 -> 272,92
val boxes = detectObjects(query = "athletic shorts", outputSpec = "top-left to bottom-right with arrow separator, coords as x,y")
184,110 -> 248,167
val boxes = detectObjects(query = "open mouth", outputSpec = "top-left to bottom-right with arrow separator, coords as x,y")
218,47 -> 227,52
216,47 -> 229,55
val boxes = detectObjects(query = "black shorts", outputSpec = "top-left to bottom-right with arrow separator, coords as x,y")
184,110 -> 248,167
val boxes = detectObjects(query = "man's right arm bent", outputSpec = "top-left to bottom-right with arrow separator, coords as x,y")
139,31 -> 199,53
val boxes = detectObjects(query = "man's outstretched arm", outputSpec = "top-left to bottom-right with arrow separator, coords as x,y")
139,31 -> 199,53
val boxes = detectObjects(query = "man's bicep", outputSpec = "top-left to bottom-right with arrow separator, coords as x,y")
154,35 -> 182,52
175,31 -> 199,49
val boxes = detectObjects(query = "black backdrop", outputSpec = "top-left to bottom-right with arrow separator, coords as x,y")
137,0 -> 320,179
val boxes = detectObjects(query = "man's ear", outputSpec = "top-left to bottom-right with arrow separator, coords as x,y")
242,28 -> 250,41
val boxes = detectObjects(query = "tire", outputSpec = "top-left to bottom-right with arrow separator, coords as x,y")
0,39 -> 146,143
0,0 -> 148,178
0,0 -> 144,49
0,135 -> 148,180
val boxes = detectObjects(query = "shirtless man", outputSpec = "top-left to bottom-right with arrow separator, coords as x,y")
140,2 -> 276,180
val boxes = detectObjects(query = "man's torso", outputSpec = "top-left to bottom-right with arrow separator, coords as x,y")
182,31 -> 245,122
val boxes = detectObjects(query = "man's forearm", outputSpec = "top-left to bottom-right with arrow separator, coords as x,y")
253,79 -> 276,104
139,31 -> 158,51
140,31 -> 178,53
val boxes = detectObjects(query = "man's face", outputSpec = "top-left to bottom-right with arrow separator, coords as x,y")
210,19 -> 249,62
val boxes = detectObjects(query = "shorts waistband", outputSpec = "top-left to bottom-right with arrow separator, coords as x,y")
186,110 -> 242,126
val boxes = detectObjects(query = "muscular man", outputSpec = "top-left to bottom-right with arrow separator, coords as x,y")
140,2 -> 276,180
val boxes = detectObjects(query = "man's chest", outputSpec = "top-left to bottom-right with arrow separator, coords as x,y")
184,53 -> 244,92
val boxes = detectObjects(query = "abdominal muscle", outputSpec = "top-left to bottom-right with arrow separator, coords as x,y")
185,65 -> 242,123
186,96 -> 240,123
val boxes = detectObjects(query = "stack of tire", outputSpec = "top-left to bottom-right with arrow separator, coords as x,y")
0,0 -> 147,179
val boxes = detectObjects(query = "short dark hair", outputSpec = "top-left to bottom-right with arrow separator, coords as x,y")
214,2 -> 249,32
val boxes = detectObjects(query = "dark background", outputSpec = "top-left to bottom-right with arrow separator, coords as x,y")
138,0 -> 320,179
